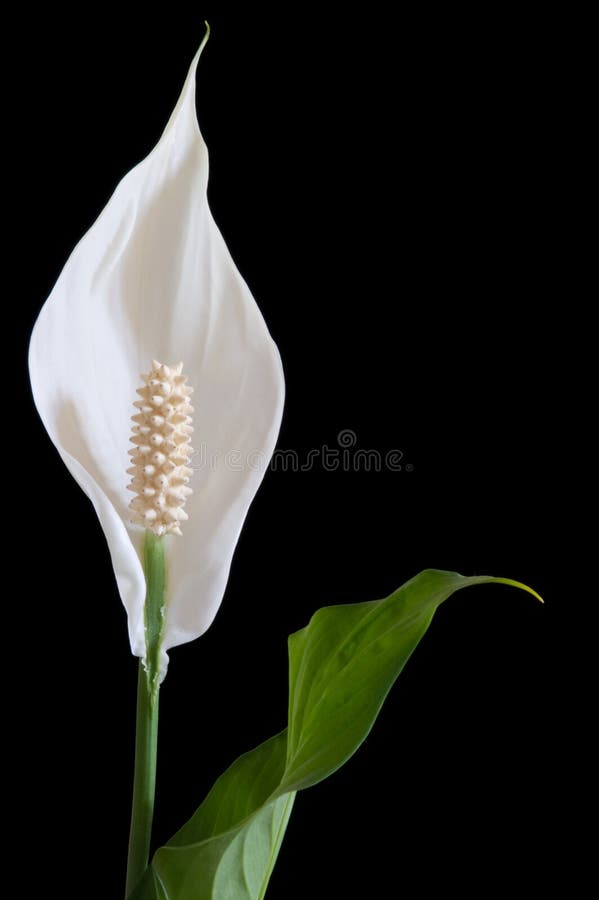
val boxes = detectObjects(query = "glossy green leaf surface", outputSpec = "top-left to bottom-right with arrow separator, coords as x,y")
132,570 -> 540,898
130,732 -> 293,900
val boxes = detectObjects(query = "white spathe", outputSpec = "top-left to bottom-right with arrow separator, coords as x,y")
28,35 -> 285,679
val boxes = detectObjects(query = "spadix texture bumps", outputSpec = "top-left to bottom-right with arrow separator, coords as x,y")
128,361 -> 194,536
28,38 -> 285,678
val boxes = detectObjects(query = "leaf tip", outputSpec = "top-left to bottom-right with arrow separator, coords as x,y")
492,577 -> 544,604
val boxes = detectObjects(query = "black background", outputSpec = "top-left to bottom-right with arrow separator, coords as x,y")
14,6 -> 584,899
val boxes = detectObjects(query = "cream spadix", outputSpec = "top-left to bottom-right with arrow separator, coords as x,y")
127,360 -> 194,537
28,33 -> 285,680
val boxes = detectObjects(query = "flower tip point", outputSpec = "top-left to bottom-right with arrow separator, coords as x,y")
195,20 -> 210,55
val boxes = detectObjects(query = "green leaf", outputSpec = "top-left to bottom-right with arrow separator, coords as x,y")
282,569 -> 540,791
133,570 -> 540,899
130,732 -> 295,900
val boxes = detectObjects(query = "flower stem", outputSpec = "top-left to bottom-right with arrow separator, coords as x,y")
125,663 -> 159,897
125,532 -> 166,897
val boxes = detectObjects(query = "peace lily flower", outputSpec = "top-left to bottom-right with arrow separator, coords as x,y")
28,34 -> 284,682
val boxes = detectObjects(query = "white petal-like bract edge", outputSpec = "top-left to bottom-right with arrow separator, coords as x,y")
29,35 -> 285,678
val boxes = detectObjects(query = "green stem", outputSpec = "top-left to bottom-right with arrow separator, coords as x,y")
125,532 -> 166,898
125,663 -> 159,897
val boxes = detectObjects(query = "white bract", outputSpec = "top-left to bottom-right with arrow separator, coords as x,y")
28,36 -> 285,679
